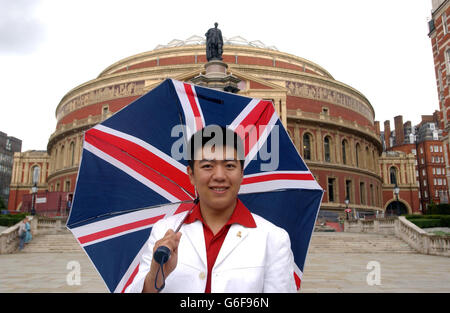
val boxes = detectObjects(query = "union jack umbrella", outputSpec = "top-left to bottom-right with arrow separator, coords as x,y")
66,79 -> 323,293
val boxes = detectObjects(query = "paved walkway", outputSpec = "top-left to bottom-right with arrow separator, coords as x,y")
0,232 -> 449,293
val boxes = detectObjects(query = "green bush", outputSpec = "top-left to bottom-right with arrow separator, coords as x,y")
0,213 -> 28,227
404,214 -> 423,219
426,203 -> 450,215
409,219 -> 442,228
441,216 -> 450,227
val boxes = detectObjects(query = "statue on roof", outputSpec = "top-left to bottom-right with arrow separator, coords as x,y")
205,22 -> 223,61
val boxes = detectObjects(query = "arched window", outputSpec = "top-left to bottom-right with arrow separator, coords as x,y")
60,145 -> 65,169
342,139 -> 348,165
303,133 -> 312,160
324,136 -> 332,162
390,167 -> 398,185
356,143 -> 361,167
32,166 -> 40,184
70,142 -> 75,166
365,146 -> 370,169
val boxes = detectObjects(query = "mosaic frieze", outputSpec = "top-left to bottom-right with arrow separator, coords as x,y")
285,81 -> 373,122
57,81 -> 145,120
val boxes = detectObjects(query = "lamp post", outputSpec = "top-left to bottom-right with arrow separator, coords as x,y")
394,182 -> 400,216
31,182 -> 37,216
344,197 -> 350,220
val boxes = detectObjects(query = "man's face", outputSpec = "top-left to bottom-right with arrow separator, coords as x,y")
187,145 -> 243,213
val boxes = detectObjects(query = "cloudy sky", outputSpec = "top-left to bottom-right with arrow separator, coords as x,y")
0,0 -> 437,151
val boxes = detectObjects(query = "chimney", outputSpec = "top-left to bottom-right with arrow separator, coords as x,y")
374,121 -> 380,136
384,120 -> 391,150
394,115 -> 404,146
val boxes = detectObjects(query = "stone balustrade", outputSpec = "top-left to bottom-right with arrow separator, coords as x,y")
345,216 -> 450,257
0,216 -> 66,254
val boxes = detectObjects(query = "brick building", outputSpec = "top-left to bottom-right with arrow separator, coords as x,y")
7,150 -> 50,212
429,0 -> 450,197
381,113 -> 448,212
10,35 -> 390,218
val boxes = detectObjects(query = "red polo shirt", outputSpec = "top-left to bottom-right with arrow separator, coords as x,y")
184,199 -> 256,293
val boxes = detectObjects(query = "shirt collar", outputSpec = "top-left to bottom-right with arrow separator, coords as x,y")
184,198 -> 256,228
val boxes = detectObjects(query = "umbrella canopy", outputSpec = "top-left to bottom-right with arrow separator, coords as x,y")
67,79 -> 323,292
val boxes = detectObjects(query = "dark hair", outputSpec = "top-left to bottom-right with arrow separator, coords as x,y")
187,125 -> 245,171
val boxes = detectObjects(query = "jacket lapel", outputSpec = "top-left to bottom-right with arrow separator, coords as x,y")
181,220 -> 207,268
214,224 -> 249,268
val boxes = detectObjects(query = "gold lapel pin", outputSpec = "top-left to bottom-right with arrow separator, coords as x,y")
237,231 -> 242,238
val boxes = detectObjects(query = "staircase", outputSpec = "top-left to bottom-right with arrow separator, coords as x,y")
308,232 -> 416,254
21,228 -> 82,253
20,227 -> 416,255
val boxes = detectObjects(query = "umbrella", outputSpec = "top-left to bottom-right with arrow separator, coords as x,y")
66,79 -> 323,292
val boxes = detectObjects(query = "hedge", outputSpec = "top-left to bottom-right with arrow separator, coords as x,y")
405,214 -> 450,228
0,213 -> 28,227
426,203 -> 450,215
409,219 -> 442,228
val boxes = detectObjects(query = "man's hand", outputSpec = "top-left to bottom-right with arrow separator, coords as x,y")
142,229 -> 182,292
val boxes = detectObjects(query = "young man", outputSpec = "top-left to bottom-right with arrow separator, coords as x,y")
126,125 -> 297,293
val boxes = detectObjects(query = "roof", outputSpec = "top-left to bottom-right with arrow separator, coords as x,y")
153,35 -> 278,51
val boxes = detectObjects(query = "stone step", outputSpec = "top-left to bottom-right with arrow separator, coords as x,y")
307,232 -> 416,254
21,233 -> 82,253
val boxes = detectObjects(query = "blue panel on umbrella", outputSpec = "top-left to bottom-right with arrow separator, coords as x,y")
84,227 -> 152,293
239,189 -> 322,272
68,150 -> 170,228
100,80 -> 188,164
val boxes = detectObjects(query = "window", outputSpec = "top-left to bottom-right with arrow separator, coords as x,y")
433,168 -> 436,175
390,167 -> 398,185
435,145 -> 439,152
443,12 -> 448,35
434,178 -> 437,185
431,146 -> 434,152
412,149 -> 416,155
32,166 -> 40,184
437,168 -> 442,175
370,184 -> 374,206
60,145 -> 65,169
440,146 -> 443,152
302,133 -> 312,160
360,182 -> 366,205
356,143 -> 361,167
345,179 -> 352,202
365,147 -> 370,169
70,142 -> 75,166
342,140 -> 348,165
328,178 -> 336,202
6,139 -> 11,151
65,180 -> 71,192
424,180 -> 427,186
324,136 -> 331,163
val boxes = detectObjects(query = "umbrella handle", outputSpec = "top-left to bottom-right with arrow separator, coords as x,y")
154,246 -> 171,265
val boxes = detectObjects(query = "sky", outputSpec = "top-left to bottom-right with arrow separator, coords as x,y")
0,0 -> 438,152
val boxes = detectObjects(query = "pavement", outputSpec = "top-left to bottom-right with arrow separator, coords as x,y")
0,231 -> 449,293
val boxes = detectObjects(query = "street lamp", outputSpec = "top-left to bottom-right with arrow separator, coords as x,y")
344,197 -> 350,220
394,182 -> 400,216
31,182 -> 37,216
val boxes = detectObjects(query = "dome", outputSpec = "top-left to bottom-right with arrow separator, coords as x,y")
154,35 -> 278,51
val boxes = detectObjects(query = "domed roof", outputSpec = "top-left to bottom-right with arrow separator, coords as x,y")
154,35 -> 278,51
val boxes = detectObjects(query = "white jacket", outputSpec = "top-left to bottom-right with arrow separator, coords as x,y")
125,212 -> 297,293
